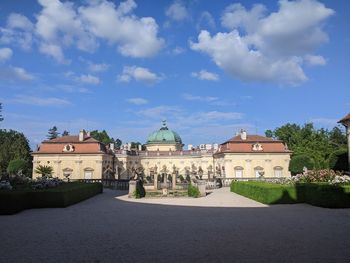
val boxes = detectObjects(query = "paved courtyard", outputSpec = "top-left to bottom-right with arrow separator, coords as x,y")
1,188 -> 350,263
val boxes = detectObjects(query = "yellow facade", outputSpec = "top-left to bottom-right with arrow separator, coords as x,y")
32,154 -> 114,180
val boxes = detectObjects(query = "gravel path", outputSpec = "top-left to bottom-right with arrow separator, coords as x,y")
1,188 -> 350,263
117,187 -> 268,207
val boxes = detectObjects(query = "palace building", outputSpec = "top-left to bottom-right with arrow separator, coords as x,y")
32,122 -> 292,180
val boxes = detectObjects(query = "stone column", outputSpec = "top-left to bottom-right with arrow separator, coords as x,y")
129,181 -> 137,198
172,173 -> 176,190
154,173 -> 158,190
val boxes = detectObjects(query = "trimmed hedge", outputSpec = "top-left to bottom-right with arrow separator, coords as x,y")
230,181 -> 350,208
0,182 -> 103,215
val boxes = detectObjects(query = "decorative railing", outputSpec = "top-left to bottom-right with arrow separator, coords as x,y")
205,177 -> 289,189
72,179 -> 130,190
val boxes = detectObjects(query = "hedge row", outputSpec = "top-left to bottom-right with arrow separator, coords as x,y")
230,181 -> 350,208
0,182 -> 103,215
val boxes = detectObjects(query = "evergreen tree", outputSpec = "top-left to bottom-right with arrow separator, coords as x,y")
47,126 -> 59,140
62,130 -> 70,136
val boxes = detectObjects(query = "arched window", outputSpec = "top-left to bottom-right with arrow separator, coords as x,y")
274,166 -> 283,177
254,166 -> 264,178
234,166 -> 243,178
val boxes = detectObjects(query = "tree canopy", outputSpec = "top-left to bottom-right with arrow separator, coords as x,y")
47,126 -> 59,140
0,129 -> 32,176
62,130 -> 70,136
90,130 -> 122,149
265,123 -> 347,172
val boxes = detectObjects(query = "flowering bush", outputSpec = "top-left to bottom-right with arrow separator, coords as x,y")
0,180 -> 13,190
32,176 -> 64,190
267,169 -> 349,185
330,175 -> 350,185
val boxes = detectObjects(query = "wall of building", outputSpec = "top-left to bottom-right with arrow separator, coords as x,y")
115,152 -> 290,180
32,154 -> 114,180
145,143 -> 182,151
214,153 -> 291,178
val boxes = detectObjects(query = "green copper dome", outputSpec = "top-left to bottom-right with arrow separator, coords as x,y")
146,121 -> 182,145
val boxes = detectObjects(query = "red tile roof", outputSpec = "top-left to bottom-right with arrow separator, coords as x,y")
33,135 -> 112,154
223,134 -> 277,144
218,134 -> 291,154
43,136 -> 99,143
338,113 -> 350,124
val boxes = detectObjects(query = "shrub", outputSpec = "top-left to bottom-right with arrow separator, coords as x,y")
230,181 -> 350,208
0,182 -> 102,215
7,159 -> 28,176
328,148 -> 348,171
289,154 -> 315,175
230,181 -> 302,204
188,183 -> 200,198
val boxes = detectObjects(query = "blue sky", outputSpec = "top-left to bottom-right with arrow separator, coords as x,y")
0,0 -> 349,149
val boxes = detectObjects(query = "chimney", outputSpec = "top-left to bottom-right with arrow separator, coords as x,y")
110,143 -> 115,151
240,129 -> 247,140
86,131 -> 91,137
79,130 -> 85,142
138,144 -> 142,151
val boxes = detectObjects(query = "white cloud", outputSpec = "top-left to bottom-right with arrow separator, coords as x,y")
197,11 -> 216,30
10,95 -> 71,106
7,13 -> 34,31
0,66 -> 34,81
117,66 -> 161,84
182,93 -> 218,102
88,62 -> 110,72
79,0 -> 164,58
0,13 -> 34,50
39,42 -> 69,64
76,74 -> 100,85
126,98 -> 148,105
166,1 -> 189,21
191,0 -> 334,86
0,48 -> 13,62
191,69 -> 219,81
2,0 -> 163,63
172,46 -> 185,55
304,54 -> 326,66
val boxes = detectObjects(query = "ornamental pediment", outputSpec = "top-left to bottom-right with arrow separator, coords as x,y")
63,144 -> 75,152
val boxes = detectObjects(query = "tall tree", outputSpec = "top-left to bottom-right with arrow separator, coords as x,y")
62,130 -> 70,136
266,123 -> 347,171
0,129 -> 32,176
90,130 -> 122,148
0,102 -> 4,122
47,126 -> 59,140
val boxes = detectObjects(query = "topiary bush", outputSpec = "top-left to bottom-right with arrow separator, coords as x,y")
289,154 -> 315,175
328,148 -> 348,171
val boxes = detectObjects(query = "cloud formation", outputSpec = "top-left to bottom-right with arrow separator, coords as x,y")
191,0 -> 334,86
76,74 -> 100,85
0,48 -> 13,62
10,95 -> 71,106
126,97 -> 148,105
191,69 -> 219,81
1,0 -> 164,63
166,1 -> 189,21
117,66 -> 161,84
0,66 -> 34,81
